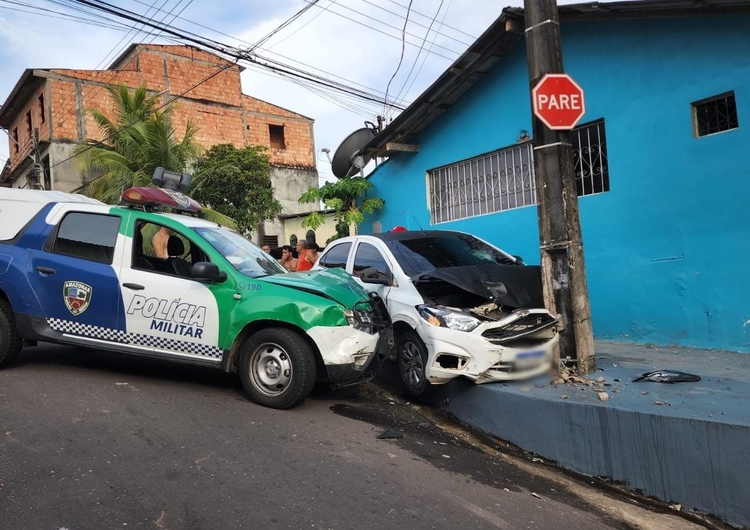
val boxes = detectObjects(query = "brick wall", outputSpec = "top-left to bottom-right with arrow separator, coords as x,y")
5,44 -> 316,173
6,83 -> 45,170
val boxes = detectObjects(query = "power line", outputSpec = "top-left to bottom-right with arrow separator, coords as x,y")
51,0 -> 179,132
389,0 -> 445,117
382,0 -> 476,40
0,0 -> 133,30
250,0 -> 320,52
398,0 -> 455,115
382,0 -> 414,116
121,0 -> 413,107
355,0 -> 470,47
65,0 -> 405,110
305,0 -> 460,62
266,0 -> 332,50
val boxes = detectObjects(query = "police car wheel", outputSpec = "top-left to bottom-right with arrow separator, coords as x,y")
239,328 -> 317,410
0,299 -> 22,369
397,329 -> 430,397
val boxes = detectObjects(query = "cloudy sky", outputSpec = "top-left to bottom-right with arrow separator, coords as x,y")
0,0 -> 575,183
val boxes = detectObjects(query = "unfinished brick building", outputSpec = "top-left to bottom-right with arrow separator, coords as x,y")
0,44 -> 318,246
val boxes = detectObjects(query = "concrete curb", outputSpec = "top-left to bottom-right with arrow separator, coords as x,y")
415,343 -> 750,528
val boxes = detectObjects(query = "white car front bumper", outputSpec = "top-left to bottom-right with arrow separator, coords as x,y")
417,309 -> 559,385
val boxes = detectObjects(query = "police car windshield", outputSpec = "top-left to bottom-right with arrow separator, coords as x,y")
195,227 -> 287,278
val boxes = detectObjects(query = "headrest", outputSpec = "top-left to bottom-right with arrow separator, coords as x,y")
167,235 -> 185,257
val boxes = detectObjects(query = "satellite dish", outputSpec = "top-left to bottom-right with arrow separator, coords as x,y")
331,127 -> 377,179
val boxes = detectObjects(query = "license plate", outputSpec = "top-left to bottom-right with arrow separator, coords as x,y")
516,350 -> 545,360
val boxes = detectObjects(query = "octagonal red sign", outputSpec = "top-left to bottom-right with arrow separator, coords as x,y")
532,74 -> 586,130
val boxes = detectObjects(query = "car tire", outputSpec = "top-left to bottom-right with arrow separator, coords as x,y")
239,327 -> 317,410
397,329 -> 430,397
0,298 -> 22,369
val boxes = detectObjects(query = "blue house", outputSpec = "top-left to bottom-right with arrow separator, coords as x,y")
359,0 -> 750,353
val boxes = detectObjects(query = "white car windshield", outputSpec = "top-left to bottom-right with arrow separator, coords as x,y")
195,227 -> 287,278
385,233 -> 519,278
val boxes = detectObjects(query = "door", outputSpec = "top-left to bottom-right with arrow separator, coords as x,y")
26,210 -> 125,344
117,218 -> 225,363
350,241 -> 393,302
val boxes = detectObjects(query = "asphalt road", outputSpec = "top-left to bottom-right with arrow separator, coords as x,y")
0,344 -> 700,530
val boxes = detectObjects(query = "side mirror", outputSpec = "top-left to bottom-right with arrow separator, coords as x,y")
360,267 -> 392,286
192,261 -> 227,283
513,255 -> 525,264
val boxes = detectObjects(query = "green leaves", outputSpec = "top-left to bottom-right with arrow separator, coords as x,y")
73,83 -> 205,207
297,176 -> 384,240
191,144 -> 282,236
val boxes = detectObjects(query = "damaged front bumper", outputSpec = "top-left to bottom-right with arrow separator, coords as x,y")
419,308 -> 559,385
308,293 -> 394,387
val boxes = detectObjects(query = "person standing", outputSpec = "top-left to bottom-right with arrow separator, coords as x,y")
296,240 -> 313,271
280,245 -> 298,271
297,242 -> 319,271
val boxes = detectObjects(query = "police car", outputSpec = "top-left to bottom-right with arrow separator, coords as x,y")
0,169 -> 391,409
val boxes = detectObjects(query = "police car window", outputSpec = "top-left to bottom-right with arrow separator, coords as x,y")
319,242 -> 351,269
134,222 -> 208,277
52,212 -> 120,264
352,243 -> 390,279
195,227 -> 286,278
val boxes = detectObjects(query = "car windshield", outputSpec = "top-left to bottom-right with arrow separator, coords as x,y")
195,227 -> 287,278
385,233 -> 518,278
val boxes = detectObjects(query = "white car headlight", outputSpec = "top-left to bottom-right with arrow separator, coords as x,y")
417,305 -> 481,332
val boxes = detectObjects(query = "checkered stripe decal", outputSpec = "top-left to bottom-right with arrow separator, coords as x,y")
48,318 -> 128,343
127,333 -> 223,359
47,318 -> 223,359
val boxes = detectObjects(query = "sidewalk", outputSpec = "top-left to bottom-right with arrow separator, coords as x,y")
417,342 -> 750,528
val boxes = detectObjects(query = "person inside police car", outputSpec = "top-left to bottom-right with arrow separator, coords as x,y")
152,226 -> 171,259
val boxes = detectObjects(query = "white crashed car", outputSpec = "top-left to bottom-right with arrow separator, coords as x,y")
312,229 -> 559,396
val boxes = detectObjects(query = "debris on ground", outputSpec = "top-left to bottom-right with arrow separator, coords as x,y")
598,392 -> 609,402
531,492 -> 542,499
633,370 -> 701,383
377,429 -> 404,440
669,503 -> 682,512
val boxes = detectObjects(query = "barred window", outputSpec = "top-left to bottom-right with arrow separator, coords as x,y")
427,120 -> 609,224
692,92 -> 738,138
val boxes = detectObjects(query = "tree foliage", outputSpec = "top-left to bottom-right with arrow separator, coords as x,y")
72,84 -> 235,228
191,144 -> 282,236
298,177 -> 384,240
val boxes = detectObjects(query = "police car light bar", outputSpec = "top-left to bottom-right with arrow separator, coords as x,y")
121,186 -> 202,213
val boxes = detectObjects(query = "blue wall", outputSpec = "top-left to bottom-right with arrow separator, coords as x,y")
364,15 -> 750,352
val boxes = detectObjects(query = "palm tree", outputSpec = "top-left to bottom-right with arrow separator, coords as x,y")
73,84 -> 236,228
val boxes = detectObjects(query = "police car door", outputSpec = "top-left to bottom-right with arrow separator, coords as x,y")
116,217 -> 223,364
26,208 -> 125,345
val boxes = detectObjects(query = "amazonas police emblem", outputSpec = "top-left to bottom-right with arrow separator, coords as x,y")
63,281 -> 93,316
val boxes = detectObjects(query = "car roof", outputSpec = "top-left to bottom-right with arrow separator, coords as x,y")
0,187 -> 105,205
366,230 -> 466,242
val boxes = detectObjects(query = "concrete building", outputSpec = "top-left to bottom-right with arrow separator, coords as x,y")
0,44 -> 319,247
358,0 -> 750,353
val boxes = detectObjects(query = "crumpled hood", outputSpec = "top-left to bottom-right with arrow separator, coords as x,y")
261,267 -> 369,308
413,264 -> 544,309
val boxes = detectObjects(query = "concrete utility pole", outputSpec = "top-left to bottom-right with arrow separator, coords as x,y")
523,0 -> 596,373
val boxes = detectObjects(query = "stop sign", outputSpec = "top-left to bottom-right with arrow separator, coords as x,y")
532,74 -> 586,130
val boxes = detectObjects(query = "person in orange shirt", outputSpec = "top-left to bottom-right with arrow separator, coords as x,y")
297,242 -> 319,272
296,240 -> 312,271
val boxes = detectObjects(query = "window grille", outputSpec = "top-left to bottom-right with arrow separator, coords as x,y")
692,92 -> 738,137
428,120 -> 609,224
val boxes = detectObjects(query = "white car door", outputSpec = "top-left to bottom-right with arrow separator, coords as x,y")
349,240 -> 395,302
